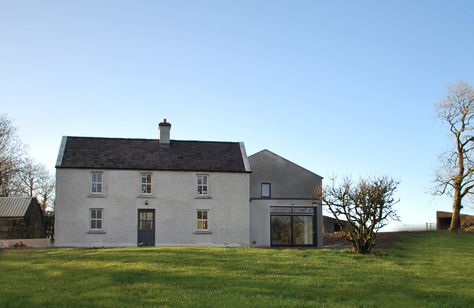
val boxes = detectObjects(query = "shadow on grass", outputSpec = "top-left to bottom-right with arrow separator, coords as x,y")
1,232 -> 473,307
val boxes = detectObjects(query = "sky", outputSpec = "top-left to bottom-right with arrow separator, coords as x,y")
1,1 -> 474,230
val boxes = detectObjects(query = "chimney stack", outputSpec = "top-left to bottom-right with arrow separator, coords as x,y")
158,118 -> 171,148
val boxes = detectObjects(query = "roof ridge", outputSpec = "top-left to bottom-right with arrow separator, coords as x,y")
65,136 -> 240,144
0,196 -> 32,199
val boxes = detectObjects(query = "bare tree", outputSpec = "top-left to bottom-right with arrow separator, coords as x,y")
15,158 -> 55,211
323,176 -> 400,254
0,114 -> 55,211
0,114 -> 25,196
434,81 -> 474,232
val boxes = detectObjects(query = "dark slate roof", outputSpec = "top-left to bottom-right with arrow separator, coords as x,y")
56,137 -> 249,172
0,197 -> 32,217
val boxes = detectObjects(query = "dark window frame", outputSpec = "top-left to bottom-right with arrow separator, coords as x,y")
261,183 -> 271,198
270,206 -> 317,247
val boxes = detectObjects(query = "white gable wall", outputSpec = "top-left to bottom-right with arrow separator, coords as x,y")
55,169 -> 250,247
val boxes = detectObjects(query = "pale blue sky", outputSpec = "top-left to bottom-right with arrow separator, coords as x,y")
1,1 -> 474,229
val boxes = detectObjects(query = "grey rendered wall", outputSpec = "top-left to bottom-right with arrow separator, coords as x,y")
248,150 -> 323,247
248,150 -> 322,200
250,199 -> 323,247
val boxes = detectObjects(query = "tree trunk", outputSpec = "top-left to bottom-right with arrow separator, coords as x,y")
449,190 -> 461,232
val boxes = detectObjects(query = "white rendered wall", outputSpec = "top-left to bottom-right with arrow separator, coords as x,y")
55,169 -> 250,247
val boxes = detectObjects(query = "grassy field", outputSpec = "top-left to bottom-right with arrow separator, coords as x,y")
0,232 -> 473,307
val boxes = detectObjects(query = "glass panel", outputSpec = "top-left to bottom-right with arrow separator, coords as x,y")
96,220 -> 102,230
197,220 -> 208,230
202,211 -> 207,219
96,183 -> 102,193
91,220 -> 97,229
203,176 -> 207,185
139,211 -> 154,230
293,216 -> 313,245
96,210 -> 102,219
202,186 -> 207,194
91,210 -> 96,219
197,186 -> 202,195
197,176 -> 202,185
147,174 -> 151,182
271,216 -> 291,245
261,183 -> 270,197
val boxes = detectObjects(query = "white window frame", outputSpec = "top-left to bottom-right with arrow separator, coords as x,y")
196,209 -> 209,231
197,174 -> 209,196
91,171 -> 103,194
140,172 -> 152,195
90,208 -> 103,231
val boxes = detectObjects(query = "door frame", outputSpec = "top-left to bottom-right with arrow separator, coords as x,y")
137,208 -> 156,246
269,206 -> 317,247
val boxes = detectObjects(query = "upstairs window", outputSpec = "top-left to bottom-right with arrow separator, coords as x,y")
196,210 -> 209,231
261,183 -> 271,198
141,173 -> 152,194
90,208 -> 103,230
91,172 -> 103,194
197,175 -> 208,196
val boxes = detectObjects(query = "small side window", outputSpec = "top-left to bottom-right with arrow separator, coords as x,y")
261,183 -> 271,198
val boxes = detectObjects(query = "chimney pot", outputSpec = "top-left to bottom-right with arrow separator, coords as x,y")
158,119 -> 171,148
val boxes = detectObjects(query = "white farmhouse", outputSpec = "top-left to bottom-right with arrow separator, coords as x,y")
55,120 -> 251,247
55,120 -> 323,247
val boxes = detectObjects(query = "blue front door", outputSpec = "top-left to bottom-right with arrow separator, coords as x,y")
137,209 -> 155,246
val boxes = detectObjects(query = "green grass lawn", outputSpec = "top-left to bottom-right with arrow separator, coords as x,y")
0,232 -> 473,307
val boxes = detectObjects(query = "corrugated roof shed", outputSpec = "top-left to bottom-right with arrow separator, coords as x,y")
0,197 -> 32,217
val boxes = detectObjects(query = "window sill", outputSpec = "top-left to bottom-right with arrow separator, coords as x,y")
194,231 -> 212,234
87,230 -> 106,234
194,195 -> 211,199
88,194 -> 106,198
137,195 -> 156,199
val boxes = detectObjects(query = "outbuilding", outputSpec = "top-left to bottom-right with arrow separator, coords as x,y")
0,197 -> 45,239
